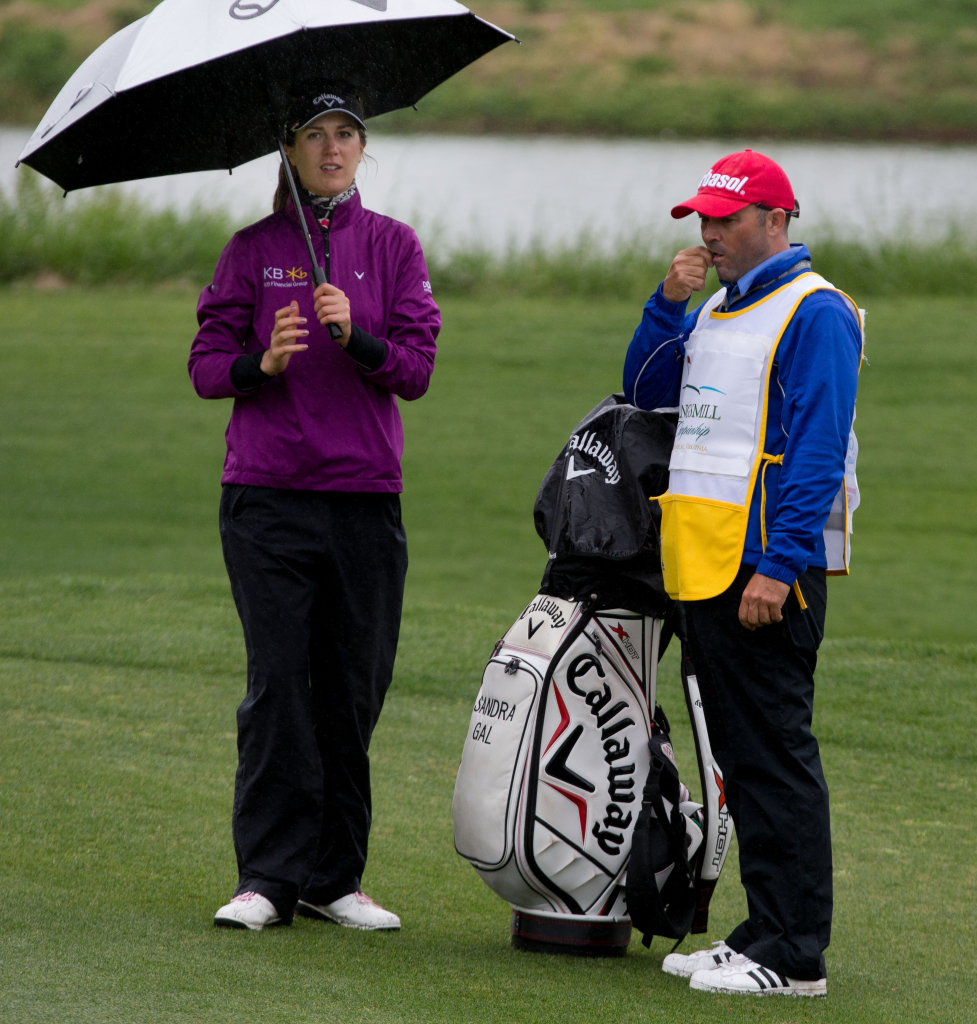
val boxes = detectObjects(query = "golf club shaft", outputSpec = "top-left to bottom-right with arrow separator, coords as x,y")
277,140 -> 343,341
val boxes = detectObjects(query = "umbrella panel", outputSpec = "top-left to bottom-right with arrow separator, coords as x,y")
22,14 -> 507,192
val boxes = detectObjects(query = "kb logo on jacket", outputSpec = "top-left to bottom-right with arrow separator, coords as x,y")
263,266 -> 309,287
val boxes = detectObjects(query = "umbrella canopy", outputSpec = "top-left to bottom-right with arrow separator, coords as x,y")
17,0 -> 513,192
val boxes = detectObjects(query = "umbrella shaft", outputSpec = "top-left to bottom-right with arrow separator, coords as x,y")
278,140 -> 327,288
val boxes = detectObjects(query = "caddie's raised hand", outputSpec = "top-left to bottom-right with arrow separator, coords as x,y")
662,246 -> 715,303
313,282 -> 352,347
262,301 -> 309,376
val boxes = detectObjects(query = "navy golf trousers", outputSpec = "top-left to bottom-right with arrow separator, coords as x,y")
684,563 -> 832,981
219,485 -> 407,921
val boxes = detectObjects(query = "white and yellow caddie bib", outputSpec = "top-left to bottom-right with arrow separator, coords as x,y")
658,272 -> 864,602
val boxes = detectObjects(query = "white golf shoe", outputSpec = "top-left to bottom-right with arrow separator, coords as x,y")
662,940 -> 742,978
213,891 -> 282,931
690,957 -> 827,997
296,891 -> 401,931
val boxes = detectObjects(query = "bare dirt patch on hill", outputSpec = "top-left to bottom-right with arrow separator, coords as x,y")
2,0 -> 975,138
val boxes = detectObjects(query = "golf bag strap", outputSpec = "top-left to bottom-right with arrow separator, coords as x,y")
631,753 -> 695,947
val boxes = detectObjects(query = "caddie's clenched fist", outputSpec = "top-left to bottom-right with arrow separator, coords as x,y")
662,246 -> 715,303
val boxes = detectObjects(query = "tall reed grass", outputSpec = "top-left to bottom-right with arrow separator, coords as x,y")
0,171 -> 232,286
2,170 -> 974,298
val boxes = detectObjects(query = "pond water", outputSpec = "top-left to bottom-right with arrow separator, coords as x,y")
2,128 -> 974,252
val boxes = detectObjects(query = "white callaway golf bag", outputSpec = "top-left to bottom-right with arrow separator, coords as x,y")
452,396 -> 732,956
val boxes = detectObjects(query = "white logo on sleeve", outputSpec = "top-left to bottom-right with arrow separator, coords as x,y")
422,280 -> 433,293
355,271 -> 364,279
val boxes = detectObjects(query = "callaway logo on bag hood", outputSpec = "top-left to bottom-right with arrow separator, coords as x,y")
566,430 -> 621,485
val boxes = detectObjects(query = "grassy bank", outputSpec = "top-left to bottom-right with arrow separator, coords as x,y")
3,0 -> 977,140
0,288 -> 974,1021
3,171 -> 977,299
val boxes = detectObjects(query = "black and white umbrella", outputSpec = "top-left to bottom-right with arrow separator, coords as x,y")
16,0 -> 514,192
16,0 -> 513,327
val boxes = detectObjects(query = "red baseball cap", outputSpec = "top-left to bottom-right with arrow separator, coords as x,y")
671,149 -> 795,219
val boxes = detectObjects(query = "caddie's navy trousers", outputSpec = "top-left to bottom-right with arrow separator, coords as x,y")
219,485 -> 407,921
684,563 -> 831,981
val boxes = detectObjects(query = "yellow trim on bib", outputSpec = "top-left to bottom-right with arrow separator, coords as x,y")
758,452 -> 808,609
758,453 -> 783,552
707,273 -> 818,319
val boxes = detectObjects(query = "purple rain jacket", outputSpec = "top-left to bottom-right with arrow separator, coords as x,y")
188,191 -> 440,492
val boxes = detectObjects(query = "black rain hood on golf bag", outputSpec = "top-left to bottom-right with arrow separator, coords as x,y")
534,395 -> 677,617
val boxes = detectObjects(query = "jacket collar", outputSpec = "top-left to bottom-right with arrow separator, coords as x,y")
284,188 -> 365,232
725,243 -> 811,306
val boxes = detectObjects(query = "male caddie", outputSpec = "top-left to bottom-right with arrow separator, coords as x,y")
623,150 -> 862,997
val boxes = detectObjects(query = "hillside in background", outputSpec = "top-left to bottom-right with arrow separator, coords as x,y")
2,0 -> 976,139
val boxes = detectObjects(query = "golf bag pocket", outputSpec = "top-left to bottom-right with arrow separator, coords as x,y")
452,655 -> 541,870
453,595 -> 580,873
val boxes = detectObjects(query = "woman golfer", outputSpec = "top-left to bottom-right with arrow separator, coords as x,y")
189,88 -> 439,932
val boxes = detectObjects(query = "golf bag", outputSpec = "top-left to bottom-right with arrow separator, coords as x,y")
452,593 -> 663,922
452,396 -> 732,954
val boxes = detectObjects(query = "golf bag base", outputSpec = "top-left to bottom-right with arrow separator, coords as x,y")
510,908 -> 631,958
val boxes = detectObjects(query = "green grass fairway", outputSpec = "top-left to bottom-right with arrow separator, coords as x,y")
0,288 -> 974,1022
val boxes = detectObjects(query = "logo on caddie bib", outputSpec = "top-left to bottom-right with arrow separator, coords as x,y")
680,384 -> 724,423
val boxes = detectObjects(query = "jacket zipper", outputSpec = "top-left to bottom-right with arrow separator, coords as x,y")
316,214 -> 331,284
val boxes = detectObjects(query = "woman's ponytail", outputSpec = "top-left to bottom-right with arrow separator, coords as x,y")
273,160 -> 296,213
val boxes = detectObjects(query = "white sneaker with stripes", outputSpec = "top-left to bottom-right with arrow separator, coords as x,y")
662,941 -> 741,978
690,957 -> 827,997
